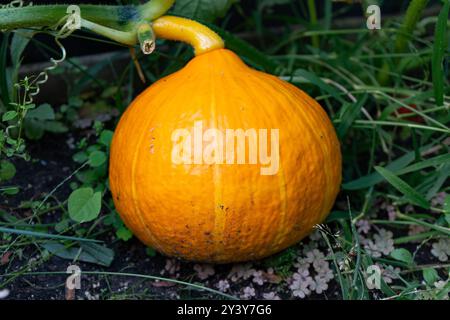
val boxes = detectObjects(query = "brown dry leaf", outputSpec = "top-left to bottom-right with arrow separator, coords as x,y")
1,252 -> 11,265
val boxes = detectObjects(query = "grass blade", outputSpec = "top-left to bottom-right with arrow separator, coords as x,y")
0,32 -> 11,109
375,166 -> 430,209
431,0 -> 450,106
337,94 -> 368,139
398,153 -> 450,175
0,226 -> 103,243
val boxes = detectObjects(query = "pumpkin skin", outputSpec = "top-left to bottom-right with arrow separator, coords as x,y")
109,48 -> 341,263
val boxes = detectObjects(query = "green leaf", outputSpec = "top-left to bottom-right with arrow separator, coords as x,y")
431,0 -> 450,106
99,130 -> 114,147
1,186 -> 19,195
0,160 -> 16,182
42,241 -> 113,267
89,151 -> 107,167
68,188 -> 102,223
73,151 -> 88,163
390,248 -> 414,265
80,242 -> 114,267
173,0 -> 238,22
45,121 -> 68,133
2,111 -> 17,122
24,119 -> 44,140
116,226 -> 133,241
422,268 -> 439,286
26,103 -> 55,120
375,166 -> 430,209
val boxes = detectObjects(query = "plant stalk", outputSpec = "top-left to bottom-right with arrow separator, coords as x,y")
0,0 -> 175,45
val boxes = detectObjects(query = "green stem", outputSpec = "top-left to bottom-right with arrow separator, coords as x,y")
0,0 -> 174,45
378,0 -> 430,84
307,0 -> 319,48
80,19 -> 136,46
394,0 -> 430,53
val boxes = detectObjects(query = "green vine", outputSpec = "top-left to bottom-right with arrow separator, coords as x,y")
0,0 -> 175,49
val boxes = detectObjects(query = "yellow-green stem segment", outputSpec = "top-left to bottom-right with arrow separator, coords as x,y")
152,16 -> 224,56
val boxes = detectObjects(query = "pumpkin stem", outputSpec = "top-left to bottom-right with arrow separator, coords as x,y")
152,16 -> 225,56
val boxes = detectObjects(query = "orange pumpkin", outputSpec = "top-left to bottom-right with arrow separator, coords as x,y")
109,16 -> 341,263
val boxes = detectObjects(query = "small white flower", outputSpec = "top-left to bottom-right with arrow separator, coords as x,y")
262,292 -> 281,300
193,264 -> 215,280
434,280 -> 447,290
364,229 -> 394,257
431,238 -> 450,262
241,286 -> 256,299
161,258 -> 180,275
290,272 -> 314,298
294,258 -> 310,274
228,263 -> 255,282
379,264 -> 400,284
305,249 -> 325,264
216,280 -> 230,292
252,270 -> 265,286
313,275 -> 329,294
356,219 -> 371,234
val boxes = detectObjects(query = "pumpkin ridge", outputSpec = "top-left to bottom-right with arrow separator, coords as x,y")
209,57 -> 227,261
127,75 -> 191,253
279,80 -> 340,223
246,72 -> 329,231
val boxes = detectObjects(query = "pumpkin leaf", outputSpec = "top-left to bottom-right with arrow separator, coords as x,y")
25,103 -> 55,120
173,0 -> 238,22
431,0 -> 449,106
375,166 -> 430,209
68,188 -> 102,223
390,248 -> 414,265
